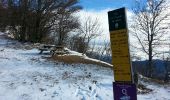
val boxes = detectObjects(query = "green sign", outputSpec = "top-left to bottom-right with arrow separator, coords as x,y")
108,7 -> 127,31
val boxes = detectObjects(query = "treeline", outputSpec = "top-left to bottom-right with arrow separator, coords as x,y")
133,60 -> 170,82
0,0 -> 112,62
0,0 -> 81,44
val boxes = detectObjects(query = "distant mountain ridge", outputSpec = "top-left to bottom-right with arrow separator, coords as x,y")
133,60 -> 170,80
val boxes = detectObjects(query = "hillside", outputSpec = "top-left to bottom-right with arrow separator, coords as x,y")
0,32 -> 170,100
0,32 -> 113,100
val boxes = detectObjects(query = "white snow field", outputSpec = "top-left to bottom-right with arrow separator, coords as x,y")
0,32 -> 170,100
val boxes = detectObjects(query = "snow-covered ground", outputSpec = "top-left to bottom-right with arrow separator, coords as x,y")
0,33 -> 113,100
0,32 -> 170,100
138,76 -> 170,100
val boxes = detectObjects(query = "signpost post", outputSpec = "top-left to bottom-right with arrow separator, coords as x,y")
108,7 -> 137,100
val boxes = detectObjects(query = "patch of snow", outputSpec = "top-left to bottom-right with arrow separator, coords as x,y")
64,47 -> 85,56
0,35 -> 114,100
0,32 -> 169,100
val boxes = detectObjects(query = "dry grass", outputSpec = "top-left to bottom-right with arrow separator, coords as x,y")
51,54 -> 113,68
137,83 -> 153,94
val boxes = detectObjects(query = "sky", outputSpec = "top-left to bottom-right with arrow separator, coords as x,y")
79,0 -> 135,11
77,0 -> 170,60
76,0 -> 142,58
77,0 -> 134,42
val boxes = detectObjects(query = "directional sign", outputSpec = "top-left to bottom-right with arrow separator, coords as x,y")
113,82 -> 137,100
108,7 -> 133,82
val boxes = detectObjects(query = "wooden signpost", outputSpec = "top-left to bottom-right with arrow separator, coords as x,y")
108,7 -> 137,100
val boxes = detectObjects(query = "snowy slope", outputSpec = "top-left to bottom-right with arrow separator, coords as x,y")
0,33 -> 113,100
0,32 -> 170,100
138,76 -> 170,100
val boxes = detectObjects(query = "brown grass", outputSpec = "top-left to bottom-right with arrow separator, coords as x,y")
52,54 -> 113,68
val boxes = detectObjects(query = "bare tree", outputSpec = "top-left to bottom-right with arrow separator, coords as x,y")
52,2 -> 81,46
0,0 -> 81,43
131,0 -> 170,77
74,16 -> 102,54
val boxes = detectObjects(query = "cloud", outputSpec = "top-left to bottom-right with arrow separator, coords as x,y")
76,9 -> 110,41
76,8 -> 148,60
76,8 -> 134,42
76,1 -> 170,60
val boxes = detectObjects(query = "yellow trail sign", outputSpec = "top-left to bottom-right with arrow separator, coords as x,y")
110,29 -> 132,81
108,8 -> 133,82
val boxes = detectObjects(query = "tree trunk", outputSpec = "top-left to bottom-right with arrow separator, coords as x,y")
35,15 -> 40,42
58,13 -> 64,46
148,42 -> 153,77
